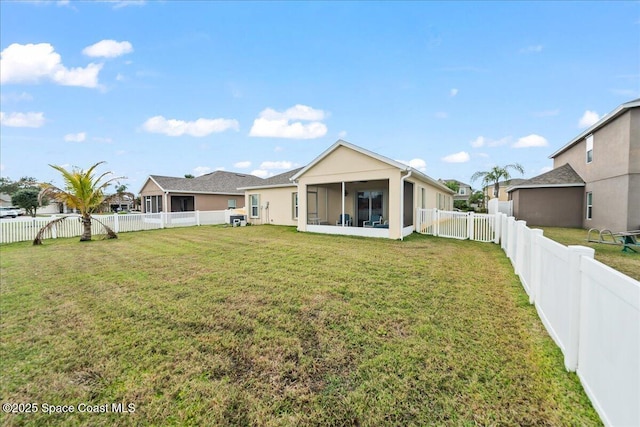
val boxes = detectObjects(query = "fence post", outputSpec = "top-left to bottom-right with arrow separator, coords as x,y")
433,209 -> 439,237
529,229 -> 544,304
467,212 -> 474,240
493,213 -> 501,244
196,210 -> 201,226
514,220 -> 526,275
161,212 -> 166,229
113,213 -> 119,233
565,245 -> 595,372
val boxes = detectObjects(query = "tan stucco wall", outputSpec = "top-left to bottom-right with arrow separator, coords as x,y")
512,187 -> 584,228
553,109 -> 639,231
192,194 -> 245,211
140,179 -> 163,196
554,110 -> 631,180
244,186 -> 298,226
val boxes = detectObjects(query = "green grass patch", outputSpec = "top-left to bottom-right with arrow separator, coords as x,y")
540,227 -> 639,281
1,226 -> 601,426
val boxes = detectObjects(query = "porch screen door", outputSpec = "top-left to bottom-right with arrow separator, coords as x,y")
357,191 -> 383,227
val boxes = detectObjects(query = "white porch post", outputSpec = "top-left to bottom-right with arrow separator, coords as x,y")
341,181 -> 345,227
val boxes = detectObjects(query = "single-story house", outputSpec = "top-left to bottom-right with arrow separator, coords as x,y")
507,163 -> 585,227
139,171 -> 264,213
241,140 -> 455,239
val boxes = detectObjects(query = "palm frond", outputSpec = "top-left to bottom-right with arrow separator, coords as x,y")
33,216 -> 70,245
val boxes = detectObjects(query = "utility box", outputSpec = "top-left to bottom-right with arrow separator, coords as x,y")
229,215 -> 246,226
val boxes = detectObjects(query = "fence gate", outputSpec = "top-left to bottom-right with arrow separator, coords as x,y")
416,209 -> 497,243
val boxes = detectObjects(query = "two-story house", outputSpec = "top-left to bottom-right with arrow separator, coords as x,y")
508,98 -> 639,230
440,179 -> 473,204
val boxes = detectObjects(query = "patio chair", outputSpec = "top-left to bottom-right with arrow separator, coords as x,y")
336,214 -> 352,226
363,214 -> 383,227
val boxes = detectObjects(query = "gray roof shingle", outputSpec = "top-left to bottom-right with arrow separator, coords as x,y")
240,167 -> 304,189
507,163 -> 584,191
150,171 -> 265,194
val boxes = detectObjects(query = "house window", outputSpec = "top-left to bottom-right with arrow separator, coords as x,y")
420,187 -> 426,209
586,134 -> 593,164
459,187 -> 466,195
292,192 -> 298,219
249,194 -> 260,218
228,199 -> 237,209
586,192 -> 593,220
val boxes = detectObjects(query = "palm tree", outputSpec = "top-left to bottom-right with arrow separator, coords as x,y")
37,162 -> 123,243
470,164 -> 525,200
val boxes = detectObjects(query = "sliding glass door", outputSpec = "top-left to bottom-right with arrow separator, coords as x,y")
357,191 -> 383,227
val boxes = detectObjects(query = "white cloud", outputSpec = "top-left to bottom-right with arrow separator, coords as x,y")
450,88 -> 458,97
1,43 -> 102,88
0,111 -> 45,128
578,110 -> 600,128
539,166 -> 553,174
250,169 -> 271,179
193,166 -> 211,176
512,134 -> 548,148
442,151 -> 470,163
470,135 -> 511,148
260,161 -> 295,170
0,91 -> 33,103
82,40 -> 133,58
520,45 -> 543,53
142,115 -> 239,137
249,104 -> 328,139
338,130 -> 348,139
435,112 -> 448,119
397,158 -> 427,172
234,161 -> 251,168
64,132 -> 86,142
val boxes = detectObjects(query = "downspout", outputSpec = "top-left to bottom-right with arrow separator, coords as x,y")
400,170 -> 412,240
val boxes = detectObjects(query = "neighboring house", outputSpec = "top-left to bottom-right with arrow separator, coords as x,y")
440,179 -> 472,203
0,193 -> 12,208
507,164 -> 585,227
139,171 -> 264,213
508,98 -> 639,231
484,179 -> 526,202
243,140 -> 455,239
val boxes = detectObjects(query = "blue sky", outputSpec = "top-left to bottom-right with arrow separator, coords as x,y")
1,1 -> 638,192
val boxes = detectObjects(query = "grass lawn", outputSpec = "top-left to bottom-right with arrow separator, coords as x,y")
540,227 -> 640,281
1,226 -> 600,426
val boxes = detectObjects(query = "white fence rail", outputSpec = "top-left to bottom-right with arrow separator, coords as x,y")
0,210 -> 241,244
418,209 -> 639,427
416,209 -> 497,243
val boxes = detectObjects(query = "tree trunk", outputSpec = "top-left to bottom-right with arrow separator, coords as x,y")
80,215 -> 92,241
493,182 -> 500,198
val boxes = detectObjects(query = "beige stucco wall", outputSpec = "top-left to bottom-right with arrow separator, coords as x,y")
192,194 -> 244,211
244,186 -> 298,226
553,109 -> 639,230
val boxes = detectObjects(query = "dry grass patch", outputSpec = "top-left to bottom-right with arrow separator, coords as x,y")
1,225 -> 601,426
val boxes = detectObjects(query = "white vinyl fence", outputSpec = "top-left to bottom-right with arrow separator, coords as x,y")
417,208 -> 639,427
0,210 -> 238,244
416,209 -> 498,243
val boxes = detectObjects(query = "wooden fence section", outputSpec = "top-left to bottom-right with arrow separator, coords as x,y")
417,208 -> 639,427
0,210 -> 236,244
